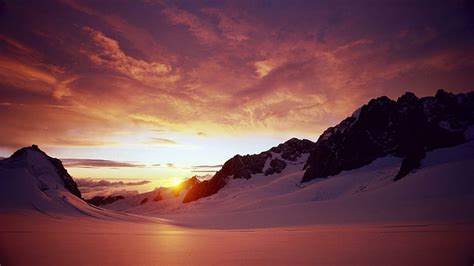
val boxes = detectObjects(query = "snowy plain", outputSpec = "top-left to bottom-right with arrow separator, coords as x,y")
1,140 -> 474,265
1,213 -> 473,265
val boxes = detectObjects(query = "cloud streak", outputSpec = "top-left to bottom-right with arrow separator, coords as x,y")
192,165 -> 223,168
62,159 -> 146,168
81,26 -> 173,80
145,138 -> 177,145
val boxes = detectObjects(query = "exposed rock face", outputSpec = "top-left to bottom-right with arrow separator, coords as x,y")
153,191 -> 163,201
183,138 -> 315,203
179,176 -> 199,189
264,158 -> 286,175
6,145 -> 82,198
302,90 -> 474,183
172,176 -> 200,197
269,138 -> 316,161
182,177 -> 226,203
86,195 -> 124,206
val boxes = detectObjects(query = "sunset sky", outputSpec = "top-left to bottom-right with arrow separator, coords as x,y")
1,0 -> 473,190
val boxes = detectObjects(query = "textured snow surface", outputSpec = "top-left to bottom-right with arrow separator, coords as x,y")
1,142 -> 474,265
0,149 -> 158,222
2,141 -> 473,228
1,214 -> 473,266
98,141 -> 474,229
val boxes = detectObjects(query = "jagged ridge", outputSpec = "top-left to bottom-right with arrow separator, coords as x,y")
183,138 -> 315,203
302,90 -> 474,182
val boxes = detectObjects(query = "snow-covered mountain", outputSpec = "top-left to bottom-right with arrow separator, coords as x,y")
177,89 -> 474,204
0,145 -> 151,221
183,138 -> 315,203
93,90 -> 474,222
2,90 -> 473,227
98,176 -> 199,213
101,148 -> 312,215
303,89 -> 474,182
101,139 -> 474,228
101,139 -> 315,212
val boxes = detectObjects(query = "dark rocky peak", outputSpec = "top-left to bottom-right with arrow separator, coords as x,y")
435,89 -> 454,100
215,138 -> 314,181
270,138 -> 316,161
397,91 -> 419,101
180,176 -> 199,189
86,195 -> 124,206
397,91 -> 419,104
7,144 -> 42,163
367,95 -> 393,107
2,145 -> 82,199
182,176 -> 226,203
171,176 -> 201,197
302,90 -> 474,183
183,138 -> 315,203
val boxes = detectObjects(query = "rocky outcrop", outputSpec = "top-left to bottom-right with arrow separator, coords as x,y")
182,177 -> 226,203
179,176 -> 199,189
86,195 -> 124,206
264,158 -> 286,175
183,138 -> 315,203
302,90 -> 474,183
153,191 -> 163,201
172,176 -> 200,197
269,138 -> 316,161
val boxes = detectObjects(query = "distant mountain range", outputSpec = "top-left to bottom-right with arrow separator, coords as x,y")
183,137 -> 316,203
1,89 -> 473,219
182,89 -> 474,203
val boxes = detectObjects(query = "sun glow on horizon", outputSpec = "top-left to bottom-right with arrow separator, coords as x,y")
169,177 -> 184,187
1,0 -> 473,197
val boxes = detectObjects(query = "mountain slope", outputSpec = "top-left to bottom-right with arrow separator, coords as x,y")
101,137 -> 474,228
0,145 -> 152,221
183,90 -> 474,204
302,90 -> 474,182
4,145 -> 82,198
183,138 -> 315,203
100,177 -> 199,213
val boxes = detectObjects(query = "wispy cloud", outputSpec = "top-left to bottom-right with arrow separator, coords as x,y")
190,164 -> 221,173
162,5 -> 221,44
62,158 -> 146,168
192,164 -> 223,168
196,132 -> 207,137
81,26 -> 172,81
145,137 -> 177,145
0,0 -> 473,153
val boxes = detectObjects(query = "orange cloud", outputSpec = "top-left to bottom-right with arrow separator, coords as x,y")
0,57 -> 76,100
1,0 -> 474,153
63,159 -> 146,168
162,5 -> 221,44
81,27 -> 172,80
201,8 -> 257,43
